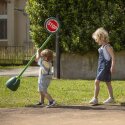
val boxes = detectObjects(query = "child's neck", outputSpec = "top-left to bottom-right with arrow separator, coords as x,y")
44,59 -> 49,62
102,42 -> 108,46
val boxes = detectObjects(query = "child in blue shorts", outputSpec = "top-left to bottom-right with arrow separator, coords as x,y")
89,27 -> 115,105
35,49 -> 55,107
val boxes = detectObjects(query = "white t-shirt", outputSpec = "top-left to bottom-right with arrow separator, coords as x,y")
101,44 -> 111,61
38,58 -> 52,75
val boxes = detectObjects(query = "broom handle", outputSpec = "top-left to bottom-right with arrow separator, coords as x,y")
17,34 -> 53,79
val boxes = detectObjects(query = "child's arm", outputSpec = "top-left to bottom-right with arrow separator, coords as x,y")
107,46 -> 115,73
35,49 -> 41,62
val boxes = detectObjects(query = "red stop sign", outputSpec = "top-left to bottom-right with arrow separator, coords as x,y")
45,17 -> 60,33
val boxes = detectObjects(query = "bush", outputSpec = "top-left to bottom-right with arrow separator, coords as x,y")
26,0 -> 125,54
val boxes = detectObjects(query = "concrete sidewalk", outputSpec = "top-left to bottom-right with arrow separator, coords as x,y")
1,105 -> 125,125
0,66 -> 39,77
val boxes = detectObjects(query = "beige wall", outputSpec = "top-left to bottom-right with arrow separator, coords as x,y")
14,0 -> 29,46
56,51 -> 125,80
0,0 -> 29,47
0,0 -> 34,64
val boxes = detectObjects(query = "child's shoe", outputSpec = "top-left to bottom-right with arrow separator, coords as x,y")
46,100 -> 56,108
35,102 -> 44,106
89,97 -> 98,105
103,97 -> 114,104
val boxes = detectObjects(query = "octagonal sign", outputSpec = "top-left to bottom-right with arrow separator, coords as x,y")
45,17 -> 60,34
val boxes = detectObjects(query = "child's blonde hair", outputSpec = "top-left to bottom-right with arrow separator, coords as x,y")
41,49 -> 53,61
92,27 -> 110,43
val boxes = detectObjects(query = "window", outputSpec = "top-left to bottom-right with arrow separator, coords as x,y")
0,0 -> 7,39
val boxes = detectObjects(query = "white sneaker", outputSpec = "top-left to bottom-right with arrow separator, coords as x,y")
103,97 -> 114,104
89,98 -> 98,105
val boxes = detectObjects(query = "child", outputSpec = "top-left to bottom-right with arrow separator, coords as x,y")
89,27 -> 115,105
35,49 -> 55,107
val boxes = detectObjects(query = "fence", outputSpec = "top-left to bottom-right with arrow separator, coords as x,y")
0,45 -> 35,65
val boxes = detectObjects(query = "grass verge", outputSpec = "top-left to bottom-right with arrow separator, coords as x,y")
0,76 -> 125,107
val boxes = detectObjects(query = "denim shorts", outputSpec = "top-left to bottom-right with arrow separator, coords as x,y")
38,75 -> 52,92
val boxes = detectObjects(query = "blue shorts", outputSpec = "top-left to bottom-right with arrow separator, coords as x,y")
38,75 -> 52,92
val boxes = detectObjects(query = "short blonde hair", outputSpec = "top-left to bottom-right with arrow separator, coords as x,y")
41,49 -> 53,61
92,27 -> 110,42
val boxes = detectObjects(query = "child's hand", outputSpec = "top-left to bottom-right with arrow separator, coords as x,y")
37,49 -> 41,53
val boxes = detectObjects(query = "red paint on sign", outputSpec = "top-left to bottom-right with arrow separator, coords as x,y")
46,19 -> 59,33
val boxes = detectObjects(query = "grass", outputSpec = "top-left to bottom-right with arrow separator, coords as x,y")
0,65 -> 25,69
0,76 -> 125,107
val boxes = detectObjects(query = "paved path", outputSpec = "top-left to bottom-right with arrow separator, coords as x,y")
0,66 -> 39,77
0,105 -> 125,125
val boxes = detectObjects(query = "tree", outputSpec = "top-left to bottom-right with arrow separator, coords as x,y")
26,0 -> 125,54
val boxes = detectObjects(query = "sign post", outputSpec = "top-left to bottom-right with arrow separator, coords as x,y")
45,17 -> 60,79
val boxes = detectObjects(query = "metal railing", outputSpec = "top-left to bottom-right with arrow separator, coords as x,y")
0,45 -> 35,65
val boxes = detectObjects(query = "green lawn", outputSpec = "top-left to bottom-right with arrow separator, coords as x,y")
0,66 -> 25,69
0,76 -> 125,107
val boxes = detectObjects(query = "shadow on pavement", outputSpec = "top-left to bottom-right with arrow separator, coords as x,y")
49,105 -> 106,110
25,103 -> 125,112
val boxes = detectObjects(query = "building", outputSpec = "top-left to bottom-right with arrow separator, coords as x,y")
0,0 -> 34,64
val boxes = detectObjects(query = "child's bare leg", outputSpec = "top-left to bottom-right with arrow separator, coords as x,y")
43,91 -> 55,107
39,91 -> 45,103
103,82 -> 114,104
89,79 -> 100,104
43,92 -> 54,102
106,82 -> 114,98
94,80 -> 100,98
